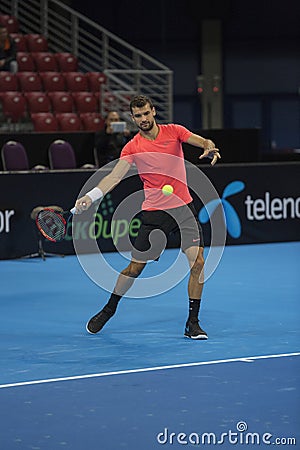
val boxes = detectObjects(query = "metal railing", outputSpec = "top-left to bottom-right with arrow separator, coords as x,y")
0,0 -> 173,123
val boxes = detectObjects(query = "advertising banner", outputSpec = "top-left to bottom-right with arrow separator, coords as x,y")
194,163 -> 300,246
0,163 -> 299,260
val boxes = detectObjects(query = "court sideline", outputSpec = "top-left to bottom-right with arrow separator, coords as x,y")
0,242 -> 299,449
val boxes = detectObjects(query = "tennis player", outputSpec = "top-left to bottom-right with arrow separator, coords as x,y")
75,95 -> 221,339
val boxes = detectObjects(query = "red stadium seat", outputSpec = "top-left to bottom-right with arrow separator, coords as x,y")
24,92 -> 51,114
103,92 -> 117,108
0,72 -> 18,92
93,91 -> 101,107
1,91 -> 27,123
63,72 -> 89,92
80,112 -> 105,131
0,15 -> 19,33
16,72 -> 43,92
30,112 -> 58,132
10,33 -> 28,52
54,53 -> 79,72
25,34 -> 48,52
40,72 -> 66,92
31,52 -> 59,72
86,72 -> 107,93
55,113 -> 82,132
72,92 -> 98,114
16,52 -> 36,72
48,91 -> 74,113
93,91 -> 116,113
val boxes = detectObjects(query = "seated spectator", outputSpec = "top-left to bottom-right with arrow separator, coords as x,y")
0,25 -> 18,73
94,110 -> 133,167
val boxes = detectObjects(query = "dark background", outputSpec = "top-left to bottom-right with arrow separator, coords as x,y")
68,0 -> 300,157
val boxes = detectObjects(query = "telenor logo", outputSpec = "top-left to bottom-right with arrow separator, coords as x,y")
199,181 -> 245,238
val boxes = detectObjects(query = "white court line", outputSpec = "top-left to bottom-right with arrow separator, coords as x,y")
0,352 -> 299,390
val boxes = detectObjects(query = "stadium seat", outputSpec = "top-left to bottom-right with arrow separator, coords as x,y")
0,72 -> 18,92
16,52 -> 36,72
93,91 -> 101,107
40,72 -> 66,92
63,72 -> 89,92
1,91 -> 27,123
86,72 -> 107,93
48,91 -> 74,113
80,112 -> 105,131
54,53 -> 78,72
1,140 -> 29,171
10,33 -> 28,52
30,112 -> 58,132
31,52 -> 59,72
25,34 -> 48,52
55,113 -> 82,132
48,139 -> 77,169
1,140 -> 47,171
0,15 -> 19,33
72,92 -> 98,114
16,72 -> 43,92
103,92 -> 117,108
24,92 -> 51,114
92,91 -> 116,113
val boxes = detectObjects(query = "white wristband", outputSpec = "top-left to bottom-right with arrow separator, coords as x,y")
86,187 -> 103,203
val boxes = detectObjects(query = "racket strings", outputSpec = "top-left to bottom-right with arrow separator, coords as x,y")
37,210 -> 66,241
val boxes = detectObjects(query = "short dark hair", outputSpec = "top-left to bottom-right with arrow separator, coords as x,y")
105,110 -> 120,119
130,95 -> 154,113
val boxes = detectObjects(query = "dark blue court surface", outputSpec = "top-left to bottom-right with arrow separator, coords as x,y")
0,242 -> 299,449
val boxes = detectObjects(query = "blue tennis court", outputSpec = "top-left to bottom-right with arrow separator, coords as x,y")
0,242 -> 299,449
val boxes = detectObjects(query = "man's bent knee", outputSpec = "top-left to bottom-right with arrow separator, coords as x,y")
190,251 -> 204,277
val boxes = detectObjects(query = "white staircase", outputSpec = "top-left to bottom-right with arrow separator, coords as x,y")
1,0 -> 173,124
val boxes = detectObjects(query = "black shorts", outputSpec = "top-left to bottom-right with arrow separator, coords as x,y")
131,202 -> 204,262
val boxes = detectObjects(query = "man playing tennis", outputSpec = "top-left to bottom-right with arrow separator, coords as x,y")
75,95 -> 221,339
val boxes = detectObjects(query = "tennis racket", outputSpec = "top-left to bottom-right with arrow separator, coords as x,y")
36,207 -> 76,242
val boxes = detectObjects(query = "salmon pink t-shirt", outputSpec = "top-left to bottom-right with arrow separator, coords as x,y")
120,124 -> 193,210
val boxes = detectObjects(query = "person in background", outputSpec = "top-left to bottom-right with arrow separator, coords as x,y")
94,110 -> 133,167
0,25 -> 18,73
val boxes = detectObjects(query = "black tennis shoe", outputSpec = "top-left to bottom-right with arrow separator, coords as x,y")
184,320 -> 208,340
86,306 -> 115,334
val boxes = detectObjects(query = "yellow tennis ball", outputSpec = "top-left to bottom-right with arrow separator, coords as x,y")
162,184 -> 174,196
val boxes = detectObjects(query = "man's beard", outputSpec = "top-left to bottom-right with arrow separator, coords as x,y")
138,120 -> 155,132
